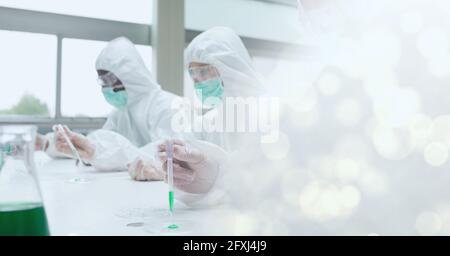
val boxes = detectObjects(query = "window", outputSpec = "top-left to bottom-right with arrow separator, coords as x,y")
0,30 -> 56,117
61,38 -> 152,117
0,0 -> 300,124
184,0 -> 302,97
185,0 -> 300,43
0,0 -> 153,24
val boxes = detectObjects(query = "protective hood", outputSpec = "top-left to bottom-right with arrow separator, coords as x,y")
185,28 -> 265,152
96,37 -> 160,106
95,37 -> 184,148
185,27 -> 264,98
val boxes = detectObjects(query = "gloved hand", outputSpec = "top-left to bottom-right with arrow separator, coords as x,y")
158,139 -> 220,194
127,157 -> 164,181
35,133 -> 47,151
54,125 -> 95,162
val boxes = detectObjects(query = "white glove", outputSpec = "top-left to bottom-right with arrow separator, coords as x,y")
54,125 -> 95,163
40,133 -> 71,159
157,139 -> 221,194
35,133 -> 47,151
127,156 -> 164,181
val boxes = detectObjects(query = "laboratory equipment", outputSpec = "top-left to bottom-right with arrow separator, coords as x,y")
115,141 -> 177,220
116,141 -> 195,234
142,141 -> 195,235
0,125 -> 50,236
53,125 -> 84,166
53,125 -> 92,184
167,141 -> 174,215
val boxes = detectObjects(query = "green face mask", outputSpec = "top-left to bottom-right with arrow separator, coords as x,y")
194,78 -> 224,106
102,88 -> 128,109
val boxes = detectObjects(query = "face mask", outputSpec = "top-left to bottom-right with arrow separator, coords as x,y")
194,78 -> 224,107
102,88 -> 128,109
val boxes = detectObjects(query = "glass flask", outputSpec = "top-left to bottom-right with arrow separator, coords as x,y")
0,125 -> 50,236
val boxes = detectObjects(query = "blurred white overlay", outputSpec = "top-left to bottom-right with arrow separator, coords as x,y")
194,0 -> 450,235
170,96 -> 280,143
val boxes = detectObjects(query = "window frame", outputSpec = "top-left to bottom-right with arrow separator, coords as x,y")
0,5 -> 303,130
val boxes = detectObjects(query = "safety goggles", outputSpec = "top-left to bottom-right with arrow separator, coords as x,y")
97,72 -> 120,88
97,72 -> 125,92
188,65 -> 220,83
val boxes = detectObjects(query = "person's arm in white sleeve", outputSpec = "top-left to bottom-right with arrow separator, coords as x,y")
54,126 -> 95,162
54,126 -> 144,172
86,129 -> 147,172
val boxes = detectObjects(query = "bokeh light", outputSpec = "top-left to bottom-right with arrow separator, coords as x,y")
409,114 -> 433,151
335,98 -> 363,127
415,211 -> 443,235
400,11 -> 424,34
299,181 -> 361,222
424,142 -> 449,167
372,87 -> 422,128
358,168 -> 389,197
372,124 -> 416,160
260,131 -> 291,161
317,71 -> 342,96
429,115 -> 450,147
288,107 -> 320,129
417,27 -> 449,60
213,0 -> 450,235
335,157 -> 361,183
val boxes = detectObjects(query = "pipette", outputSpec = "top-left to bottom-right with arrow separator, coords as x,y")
54,125 -> 83,166
167,141 -> 174,215
166,141 -> 179,230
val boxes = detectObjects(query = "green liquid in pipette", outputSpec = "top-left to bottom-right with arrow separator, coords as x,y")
169,191 -> 174,213
167,191 -> 179,230
0,202 -> 50,236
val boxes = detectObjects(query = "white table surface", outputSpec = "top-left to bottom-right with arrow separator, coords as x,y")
34,152 -> 224,236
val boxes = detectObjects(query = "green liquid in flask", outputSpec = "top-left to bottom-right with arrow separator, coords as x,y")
0,202 -> 50,236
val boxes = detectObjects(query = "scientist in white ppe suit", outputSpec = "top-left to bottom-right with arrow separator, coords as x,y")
185,26 -> 265,152
135,28 -> 265,201
51,37 -> 185,180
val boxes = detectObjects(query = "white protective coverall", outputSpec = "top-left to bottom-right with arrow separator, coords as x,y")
80,37 -> 188,171
184,27 -> 266,152
158,27 -> 267,205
